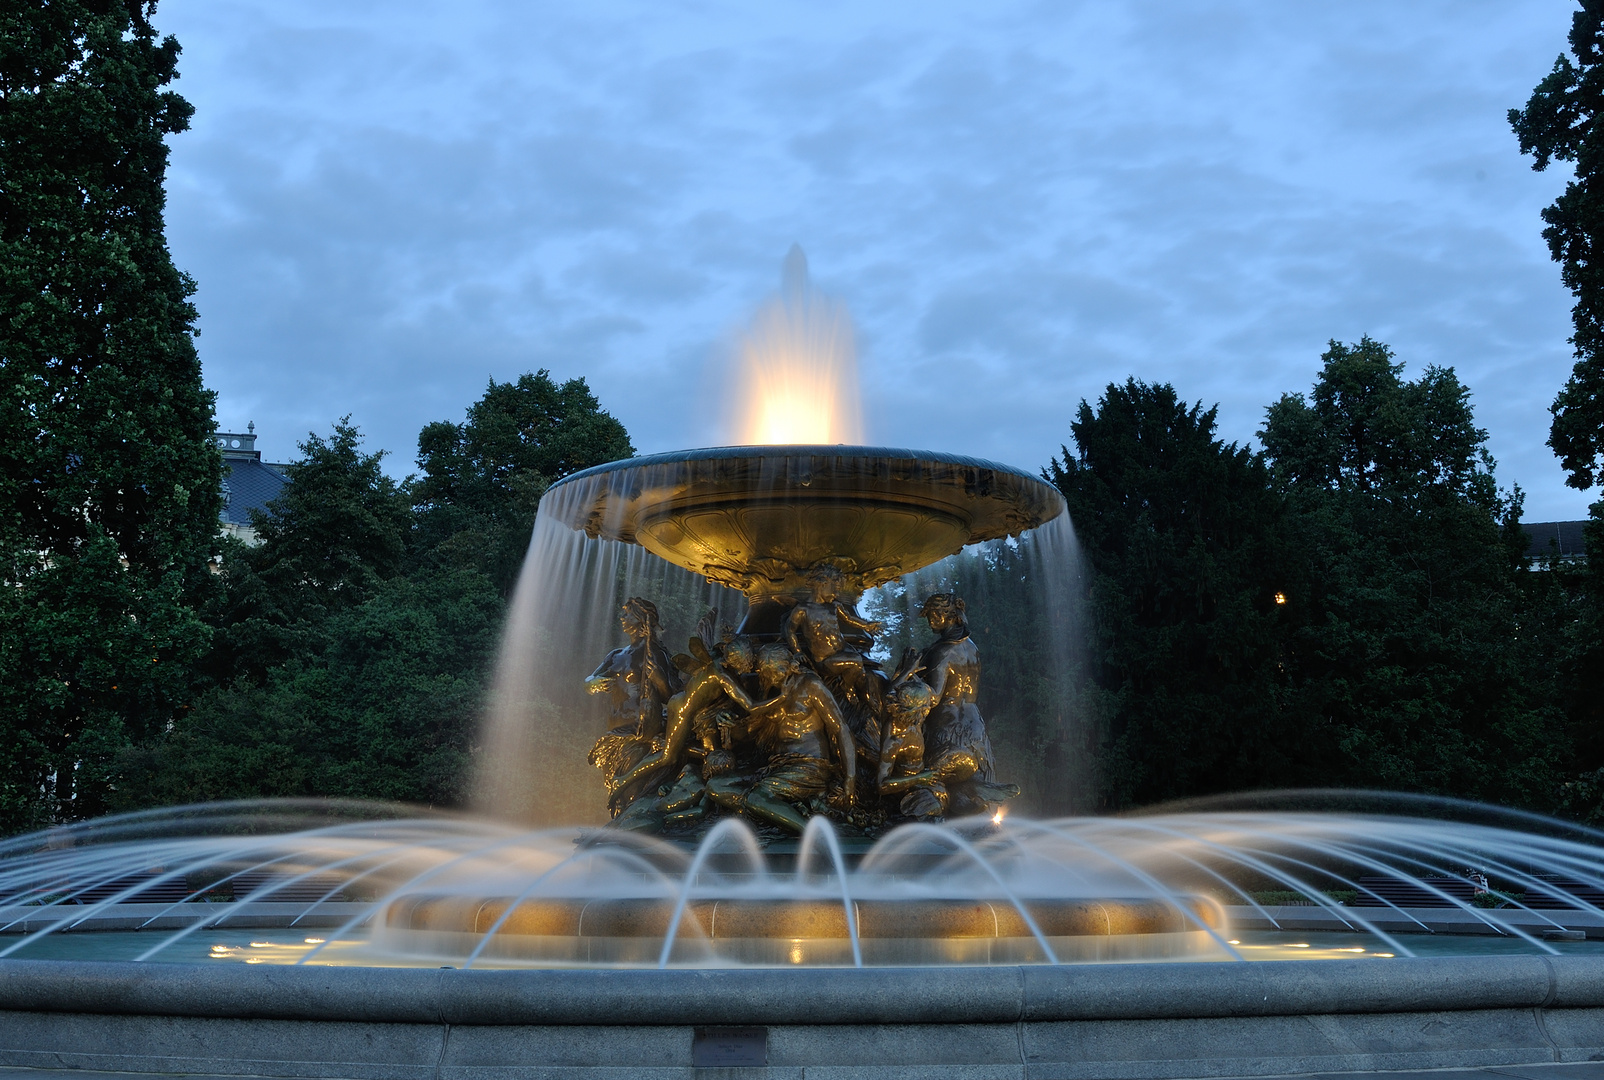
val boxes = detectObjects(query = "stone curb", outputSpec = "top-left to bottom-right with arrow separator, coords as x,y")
2,955 -> 1601,1025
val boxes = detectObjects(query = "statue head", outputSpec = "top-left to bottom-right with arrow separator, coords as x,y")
755,643 -> 799,689
619,597 -> 661,641
805,563 -> 845,603
721,636 -> 756,674
887,677 -> 937,733
921,592 -> 968,636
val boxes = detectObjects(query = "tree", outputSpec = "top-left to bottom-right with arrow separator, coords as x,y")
124,417 -> 505,810
0,1 -> 218,829
1047,379 -> 1293,808
119,569 -> 502,809
414,371 -> 633,592
203,419 -> 411,687
1510,5 -> 1604,811
1511,1 -> 1604,491
1260,339 -> 1561,805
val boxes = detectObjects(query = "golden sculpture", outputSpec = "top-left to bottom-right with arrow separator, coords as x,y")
784,564 -> 882,712
565,446 -> 1056,837
705,643 -> 857,834
588,587 -> 1016,837
584,597 -> 681,816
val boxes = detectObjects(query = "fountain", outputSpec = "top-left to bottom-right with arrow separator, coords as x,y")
8,251 -> 1604,1076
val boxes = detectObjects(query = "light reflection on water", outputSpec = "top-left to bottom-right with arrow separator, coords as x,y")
9,928 -> 1604,967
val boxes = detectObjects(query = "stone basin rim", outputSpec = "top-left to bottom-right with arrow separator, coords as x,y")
547,443 -> 1064,496
4,955 -> 1604,1025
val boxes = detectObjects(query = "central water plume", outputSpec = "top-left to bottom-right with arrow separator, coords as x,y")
727,245 -> 863,446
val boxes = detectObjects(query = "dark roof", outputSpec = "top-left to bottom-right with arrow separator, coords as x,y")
215,427 -> 289,527
1521,520 -> 1589,560
221,458 -> 288,526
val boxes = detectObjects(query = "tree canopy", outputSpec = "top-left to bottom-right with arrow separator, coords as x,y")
1046,346 -> 1576,814
414,371 -> 633,593
0,0 -> 219,831
1511,0 -> 1604,491
1260,339 -> 1555,805
118,374 -> 634,812
1047,379 -> 1291,807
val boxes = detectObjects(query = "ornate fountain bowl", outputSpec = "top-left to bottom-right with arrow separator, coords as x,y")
545,445 -> 1067,599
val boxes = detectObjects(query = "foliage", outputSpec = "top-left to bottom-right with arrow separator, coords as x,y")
0,0 -> 219,830
1044,347 -> 1579,815
1511,0 -> 1604,491
1540,503 -> 1604,820
200,420 -> 411,688
118,569 -> 501,808
1046,380 -> 1293,808
1260,339 -> 1563,806
117,371 -> 634,813
414,372 -> 633,593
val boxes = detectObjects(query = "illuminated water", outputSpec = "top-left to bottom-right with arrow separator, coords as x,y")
14,927 -> 1604,967
5,797 -> 1604,969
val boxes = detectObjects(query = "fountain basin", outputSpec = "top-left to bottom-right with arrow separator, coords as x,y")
380,893 -> 1225,965
546,445 -> 1065,597
8,955 -> 1604,1078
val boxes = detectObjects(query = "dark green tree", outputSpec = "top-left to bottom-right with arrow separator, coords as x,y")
414,371 -> 634,592
119,568 -> 501,809
1511,1 -> 1604,491
1510,4 -> 1604,807
122,416 -> 505,810
0,0 -> 218,829
1260,339 -> 1561,805
203,419 -> 411,687
1047,380 -> 1294,808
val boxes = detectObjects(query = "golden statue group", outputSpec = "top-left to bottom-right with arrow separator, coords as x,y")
586,565 -> 1020,836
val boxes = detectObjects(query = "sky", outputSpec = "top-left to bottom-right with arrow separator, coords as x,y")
158,0 -> 1597,521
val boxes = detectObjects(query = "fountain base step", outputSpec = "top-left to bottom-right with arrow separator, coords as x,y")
379,894 -> 1226,965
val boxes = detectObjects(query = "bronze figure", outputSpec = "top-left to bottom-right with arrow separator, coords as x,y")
610,633 -> 764,810
876,676 -> 942,816
783,564 -> 882,708
584,581 -> 1016,838
705,644 -> 857,834
915,593 -> 1019,817
585,597 -> 681,814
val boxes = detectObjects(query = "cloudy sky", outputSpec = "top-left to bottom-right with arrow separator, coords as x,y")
159,0 -> 1594,521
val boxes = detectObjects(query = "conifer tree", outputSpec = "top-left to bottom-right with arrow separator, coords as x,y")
0,1 -> 219,829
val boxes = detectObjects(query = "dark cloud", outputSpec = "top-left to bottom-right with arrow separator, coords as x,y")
163,0 -> 1588,517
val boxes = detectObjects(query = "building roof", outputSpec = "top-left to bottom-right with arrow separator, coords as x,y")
1520,520 -> 1589,560
216,424 -> 289,527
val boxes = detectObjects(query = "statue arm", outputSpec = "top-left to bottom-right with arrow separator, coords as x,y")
711,665 -> 758,710
744,694 -> 782,724
921,647 -> 951,700
876,741 -> 895,789
837,603 -> 880,638
815,686 -> 856,793
782,606 -> 806,653
878,768 -> 937,797
585,649 -> 626,693
589,649 -> 618,679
